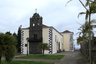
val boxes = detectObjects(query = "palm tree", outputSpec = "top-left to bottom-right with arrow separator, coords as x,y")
77,20 -> 96,58
66,0 -> 96,64
38,43 -> 50,56
0,33 -> 17,64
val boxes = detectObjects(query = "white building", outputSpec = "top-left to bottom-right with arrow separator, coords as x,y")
21,12 -> 74,54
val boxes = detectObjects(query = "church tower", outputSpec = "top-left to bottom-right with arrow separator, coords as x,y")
29,12 -> 42,54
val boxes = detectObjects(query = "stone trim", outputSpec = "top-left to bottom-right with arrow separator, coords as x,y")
48,28 -> 53,54
69,33 -> 74,51
21,30 -> 24,54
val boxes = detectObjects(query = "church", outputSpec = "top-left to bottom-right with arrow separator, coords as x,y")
21,12 -> 74,54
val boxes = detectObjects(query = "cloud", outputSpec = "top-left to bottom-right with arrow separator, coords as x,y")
0,0 -> 96,49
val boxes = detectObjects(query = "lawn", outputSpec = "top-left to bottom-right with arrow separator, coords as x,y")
16,54 -> 65,60
1,60 -> 54,64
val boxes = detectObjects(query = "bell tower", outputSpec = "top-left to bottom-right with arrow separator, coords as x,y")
29,11 -> 42,54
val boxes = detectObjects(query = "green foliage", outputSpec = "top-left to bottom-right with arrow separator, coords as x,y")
17,26 -> 21,52
13,32 -> 17,38
0,33 -> 17,63
16,54 -> 65,60
77,20 -> 96,45
77,36 -> 83,45
38,43 -> 50,56
5,31 -> 12,35
38,43 -> 50,50
5,45 -> 16,62
1,60 -> 54,64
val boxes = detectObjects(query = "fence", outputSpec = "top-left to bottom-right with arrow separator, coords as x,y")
80,37 -> 96,59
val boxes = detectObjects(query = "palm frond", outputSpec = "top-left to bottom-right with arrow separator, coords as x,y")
76,32 -> 81,35
77,36 -> 84,45
92,25 -> 96,28
65,0 -> 72,6
78,12 -> 86,18
79,0 -> 88,10
90,3 -> 96,13
91,20 -> 96,28
85,0 -> 89,6
85,10 -> 89,20
79,32 -> 82,36
76,21 -> 83,25
91,19 -> 96,23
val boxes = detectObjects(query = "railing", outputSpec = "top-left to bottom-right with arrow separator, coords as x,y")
29,37 -> 42,42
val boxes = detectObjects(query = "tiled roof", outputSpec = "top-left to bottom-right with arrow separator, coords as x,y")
21,24 -> 50,29
21,24 -> 63,36
42,24 -> 50,28
61,30 -> 73,33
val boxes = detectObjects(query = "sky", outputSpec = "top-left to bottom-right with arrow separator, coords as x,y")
0,0 -> 96,49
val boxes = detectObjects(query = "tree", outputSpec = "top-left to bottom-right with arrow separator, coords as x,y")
77,20 -> 96,58
77,36 -> 83,45
66,0 -> 96,64
17,26 -> 21,52
0,33 -> 17,64
5,31 -> 12,35
38,43 -> 50,56
77,20 -> 96,42
13,32 -> 17,37
13,32 -> 18,51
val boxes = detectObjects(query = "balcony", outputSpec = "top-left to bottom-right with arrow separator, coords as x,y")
29,37 -> 42,42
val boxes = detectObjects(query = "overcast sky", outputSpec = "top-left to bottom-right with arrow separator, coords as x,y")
0,0 -> 96,49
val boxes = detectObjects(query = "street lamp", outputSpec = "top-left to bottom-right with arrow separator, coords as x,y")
26,37 -> 29,56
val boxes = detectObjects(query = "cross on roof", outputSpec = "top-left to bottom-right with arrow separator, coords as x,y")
35,9 -> 37,13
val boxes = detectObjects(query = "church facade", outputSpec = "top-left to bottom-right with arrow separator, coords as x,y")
21,12 -> 74,54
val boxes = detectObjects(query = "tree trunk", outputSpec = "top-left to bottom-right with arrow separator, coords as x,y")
42,49 -> 44,56
87,43 -> 89,59
89,13 -> 92,64
0,55 -> 2,64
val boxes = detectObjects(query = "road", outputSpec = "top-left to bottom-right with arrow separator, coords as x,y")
55,50 -> 89,64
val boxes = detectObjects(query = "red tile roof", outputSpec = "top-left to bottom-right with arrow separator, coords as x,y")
21,25 -> 73,35
21,24 -> 49,29
61,30 -> 73,33
42,24 -> 50,28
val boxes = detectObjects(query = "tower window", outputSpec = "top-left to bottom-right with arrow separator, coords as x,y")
33,24 -> 35,26
25,44 -> 27,47
94,41 -> 96,45
38,23 -> 40,26
34,34 -> 37,39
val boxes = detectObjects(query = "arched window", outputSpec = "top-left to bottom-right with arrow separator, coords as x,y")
33,24 -> 35,26
37,23 -> 40,26
34,34 -> 37,39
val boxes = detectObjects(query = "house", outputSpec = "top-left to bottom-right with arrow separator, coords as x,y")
61,30 -> 74,51
21,12 -> 74,54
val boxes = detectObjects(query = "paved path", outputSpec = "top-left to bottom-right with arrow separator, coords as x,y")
2,50 -> 90,64
54,50 -> 90,64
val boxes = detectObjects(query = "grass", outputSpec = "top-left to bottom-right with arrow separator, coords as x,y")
1,60 -> 55,64
16,54 -> 65,60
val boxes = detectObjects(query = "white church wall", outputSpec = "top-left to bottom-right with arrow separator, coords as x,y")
42,28 -> 49,54
59,36 -> 63,51
42,28 -> 49,43
23,29 -> 29,54
63,33 -> 70,51
21,27 -> 74,54
52,29 -> 57,54
52,29 -> 63,54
